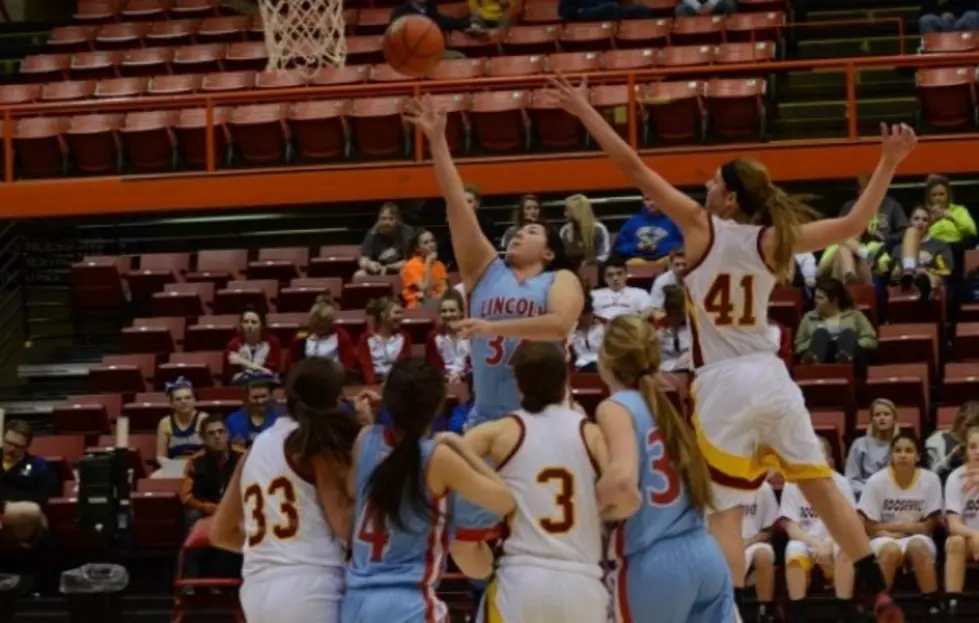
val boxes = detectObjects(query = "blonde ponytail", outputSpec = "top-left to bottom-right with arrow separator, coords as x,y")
637,374 -> 713,513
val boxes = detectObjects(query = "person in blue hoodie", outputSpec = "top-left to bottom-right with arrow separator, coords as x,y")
614,198 -> 683,264
224,372 -> 284,449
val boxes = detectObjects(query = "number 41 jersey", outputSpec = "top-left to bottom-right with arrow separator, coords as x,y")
240,417 -> 346,579
683,215 -> 779,368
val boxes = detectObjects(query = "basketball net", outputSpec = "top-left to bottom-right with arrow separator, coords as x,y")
258,0 -> 347,80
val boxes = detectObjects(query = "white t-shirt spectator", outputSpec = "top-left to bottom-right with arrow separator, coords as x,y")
658,324 -> 692,372
780,472 -> 855,540
743,481 -> 779,539
858,468 -> 943,525
945,465 -> 979,530
570,322 -> 605,370
648,270 -> 679,310
590,286 -> 649,321
795,252 -> 818,287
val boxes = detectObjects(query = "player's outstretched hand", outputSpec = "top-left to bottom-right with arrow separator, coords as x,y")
404,94 -> 447,139
879,122 -> 917,166
454,318 -> 493,340
543,73 -> 592,118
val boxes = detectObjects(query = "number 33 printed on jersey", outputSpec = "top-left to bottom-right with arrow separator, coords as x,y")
243,476 -> 300,547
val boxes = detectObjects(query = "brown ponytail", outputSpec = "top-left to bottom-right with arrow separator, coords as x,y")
602,315 -> 714,513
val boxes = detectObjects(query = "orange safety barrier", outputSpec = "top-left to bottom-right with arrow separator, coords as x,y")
1,49 -> 978,217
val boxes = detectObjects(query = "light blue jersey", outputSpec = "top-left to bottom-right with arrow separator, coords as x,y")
467,258 -> 555,428
343,426 -> 499,623
605,390 -> 736,623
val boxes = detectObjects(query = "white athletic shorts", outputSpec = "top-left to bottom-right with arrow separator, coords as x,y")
744,542 -> 774,585
784,539 -> 842,572
479,564 -> 608,623
692,353 -> 832,511
241,569 -> 343,623
870,535 -> 937,561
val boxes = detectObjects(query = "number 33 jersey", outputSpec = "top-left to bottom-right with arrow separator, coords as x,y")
497,407 -> 603,578
240,417 -> 346,579
683,215 -> 779,369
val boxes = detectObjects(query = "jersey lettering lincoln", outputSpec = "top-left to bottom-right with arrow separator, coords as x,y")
478,296 -> 547,319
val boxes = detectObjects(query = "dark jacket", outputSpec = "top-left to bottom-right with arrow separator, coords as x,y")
391,0 -> 470,33
838,195 -> 907,248
0,453 -> 56,505
922,0 -> 976,17
180,448 -> 245,515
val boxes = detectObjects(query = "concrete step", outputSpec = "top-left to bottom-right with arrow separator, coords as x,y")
797,35 -> 912,58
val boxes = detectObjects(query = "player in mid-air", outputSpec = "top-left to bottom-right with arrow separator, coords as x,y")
209,358 -> 361,623
547,74 -> 917,622
459,341 -> 632,622
341,358 -> 516,623
594,314 -> 735,622
404,96 -> 584,429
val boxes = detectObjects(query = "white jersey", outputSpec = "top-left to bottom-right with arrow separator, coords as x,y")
240,417 -> 345,579
684,215 -> 779,368
945,465 -> 979,530
497,406 -> 603,577
858,467 -> 943,526
779,472 -> 855,540
741,481 -> 779,540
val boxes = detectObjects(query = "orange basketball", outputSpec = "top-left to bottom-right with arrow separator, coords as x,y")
382,15 -> 446,78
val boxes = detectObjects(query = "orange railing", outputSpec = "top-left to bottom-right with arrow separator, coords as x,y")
1,48 -> 969,184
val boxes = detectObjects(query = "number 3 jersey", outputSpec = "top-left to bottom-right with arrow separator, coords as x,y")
240,417 -> 346,579
606,389 -> 708,560
683,215 -> 779,369
496,407 -> 603,577
468,257 -> 556,427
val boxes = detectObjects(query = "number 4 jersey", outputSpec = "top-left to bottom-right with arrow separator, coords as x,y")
683,215 -> 779,368
496,407 -> 603,577
240,417 -> 346,579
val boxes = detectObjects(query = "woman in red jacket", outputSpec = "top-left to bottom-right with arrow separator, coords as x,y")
226,306 -> 282,382
356,296 -> 411,384
287,295 -> 356,372
425,289 -> 470,383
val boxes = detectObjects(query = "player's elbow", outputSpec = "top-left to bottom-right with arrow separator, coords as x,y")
540,313 -> 576,342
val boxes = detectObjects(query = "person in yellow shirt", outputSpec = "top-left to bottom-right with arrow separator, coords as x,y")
400,228 -> 448,308
923,174 -> 976,245
468,0 -> 513,26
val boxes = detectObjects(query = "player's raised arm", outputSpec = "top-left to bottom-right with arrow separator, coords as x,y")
544,75 -> 707,236
210,451 -> 249,553
406,96 -> 498,292
457,269 -> 584,342
794,124 -> 918,254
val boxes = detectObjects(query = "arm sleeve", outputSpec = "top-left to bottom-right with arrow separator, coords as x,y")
614,218 -> 639,257
950,205 -> 977,237
845,440 -> 866,497
854,311 -> 878,350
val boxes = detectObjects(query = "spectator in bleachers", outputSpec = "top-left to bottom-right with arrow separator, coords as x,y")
357,296 -> 411,385
942,423 -> 979,621
781,437 -> 857,623
840,173 -> 908,250
614,198 -> 683,265
675,0 -> 737,16
646,250 -> 687,320
499,194 -> 543,251
920,0 -> 979,34
570,294 -> 603,372
225,306 -> 282,383
845,398 -> 900,498
921,174 -> 977,250
857,432 -> 942,619
795,277 -> 877,365
224,372 -> 283,449
354,202 -> 415,279
0,421 -> 56,508
560,194 -> 611,264
658,286 -> 692,372
287,295 -> 357,372
401,228 -> 448,309
180,413 -> 244,581
425,289 -> 470,383
878,206 -> 954,300
156,377 -> 208,470
469,0 -> 511,28
590,254 -> 648,321
741,479 -> 779,622
817,239 -> 873,285
926,401 -> 979,482
559,0 -> 653,21
391,0 -> 483,35
795,252 -> 818,290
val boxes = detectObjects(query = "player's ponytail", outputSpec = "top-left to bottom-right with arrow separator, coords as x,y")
366,358 -> 446,530
602,315 -> 714,513
284,358 -> 359,466
724,159 -> 819,284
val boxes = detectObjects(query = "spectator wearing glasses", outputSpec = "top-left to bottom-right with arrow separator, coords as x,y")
920,0 -> 979,34
0,421 -> 55,509
180,414 -> 244,581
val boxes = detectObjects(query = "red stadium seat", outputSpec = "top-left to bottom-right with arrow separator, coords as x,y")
256,69 -> 304,89
289,100 -> 349,161
588,84 -> 640,141
632,0 -> 678,17
657,45 -> 714,69
20,54 -> 71,83
485,54 -> 544,78
229,103 -> 291,165
645,81 -> 705,144
865,363 -> 929,414
52,394 -> 120,438
95,76 -> 149,98
503,25 -> 561,55
917,67 -> 977,130
125,252 -> 190,301
955,322 -> 979,360
713,41 -> 776,67
187,249 -> 248,286
886,284 -> 944,324
201,70 -> 255,93
942,362 -> 979,407
560,22 -> 617,52
96,22 -> 150,50
48,25 -> 97,53
31,434 -> 87,468
265,312 -> 307,348
521,2 -> 560,24
90,353 -> 156,394
335,309 -> 369,342
70,50 -> 120,79
213,279 -> 279,314
937,406 -> 961,430
345,35 -> 385,65
847,283 -> 878,326
342,275 -> 397,309
367,64 -> 411,83
121,316 -> 187,354
0,84 -> 41,105
671,15 -> 726,45
224,42 -> 269,71
157,350 -> 224,388
604,48 -> 657,70
446,30 -> 503,58
308,245 -> 360,280
173,106 -> 232,169
122,0 -> 170,22
276,277 -> 344,313
122,110 -> 179,173
546,52 -> 602,74
724,11 -> 784,43
402,307 -> 437,344
615,19 -> 670,49
311,64 -> 370,86
69,255 -> 128,308
470,90 -> 530,153
348,97 -> 406,158
247,247 -> 310,281
184,314 -> 239,351
152,281 -> 215,317
625,263 -> 666,291
196,15 -> 251,42
428,58 -> 485,81
427,93 -> 472,156
810,410 -> 845,468
170,0 -> 222,19
132,491 -> 183,549
42,80 -> 97,102
172,44 -> 225,74
120,47 -> 173,77
122,396 -> 171,433
768,286 -> 804,330
793,364 -> 855,412
530,88 -> 584,150
704,78 -> 767,139
876,323 -> 939,378
148,74 -> 203,96
74,0 -> 121,23
355,7 -> 394,35
145,19 -> 200,47
921,32 -> 978,54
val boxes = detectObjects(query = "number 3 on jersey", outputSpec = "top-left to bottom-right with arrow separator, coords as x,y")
646,430 -> 680,507
703,273 -> 757,327
484,337 -> 530,367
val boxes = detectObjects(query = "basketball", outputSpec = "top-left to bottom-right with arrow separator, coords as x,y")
382,15 -> 446,78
